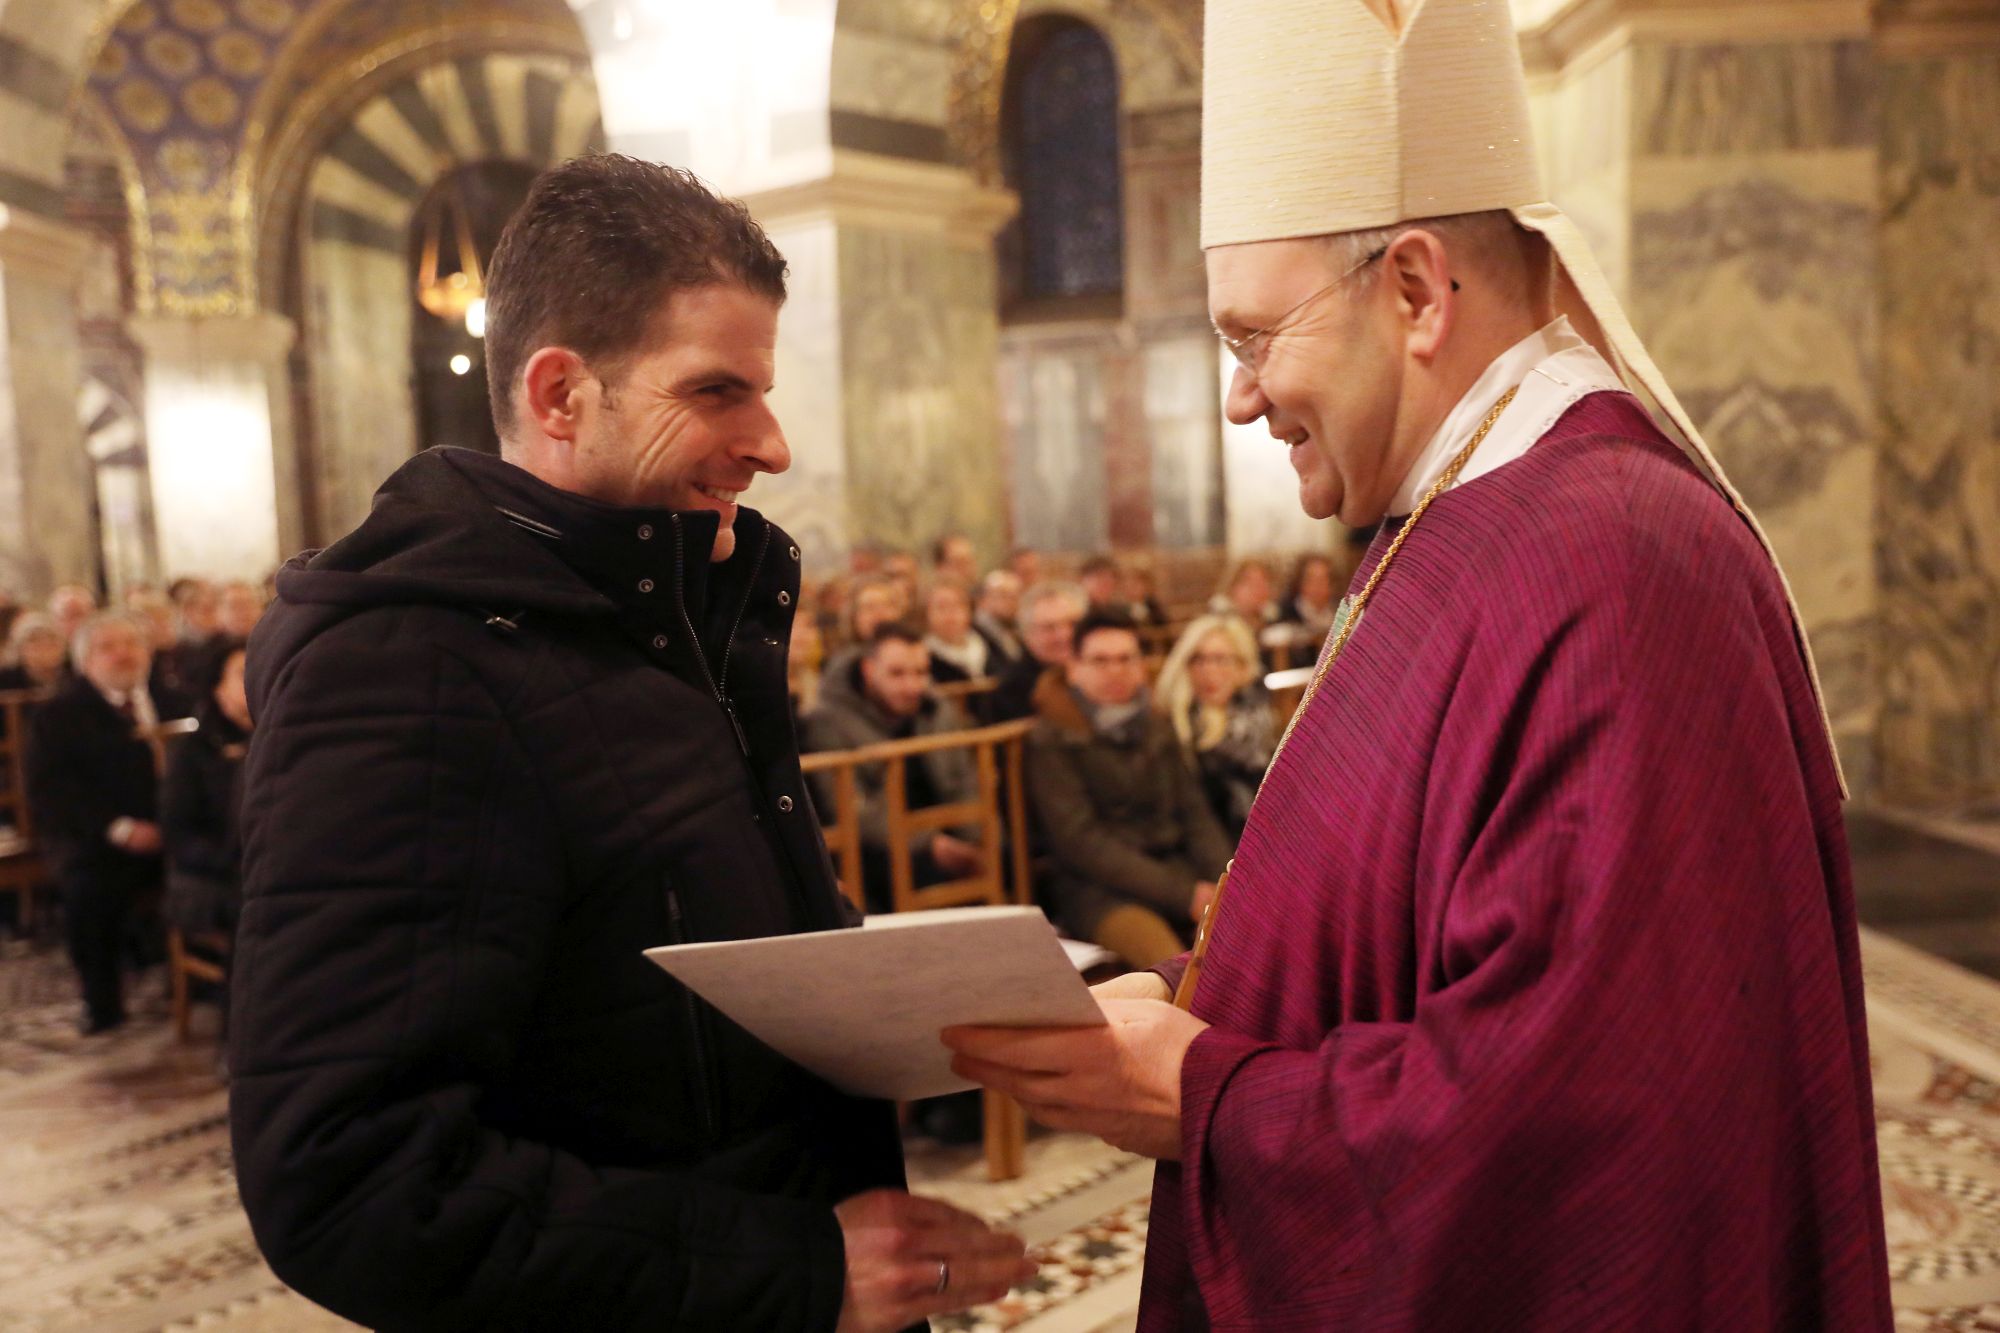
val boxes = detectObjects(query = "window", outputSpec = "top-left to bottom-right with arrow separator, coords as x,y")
1001,17 -> 1124,307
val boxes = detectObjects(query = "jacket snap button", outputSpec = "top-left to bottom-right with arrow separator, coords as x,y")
638,578 -> 655,593
789,545 -> 800,561
777,591 -> 791,606
637,524 -> 654,541
652,635 -> 668,650
777,795 -> 794,813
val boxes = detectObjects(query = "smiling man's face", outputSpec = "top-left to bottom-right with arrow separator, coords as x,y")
568,282 -> 790,562
1206,238 -> 1403,527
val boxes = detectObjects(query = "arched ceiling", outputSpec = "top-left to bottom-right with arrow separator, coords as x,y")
77,0 -> 583,316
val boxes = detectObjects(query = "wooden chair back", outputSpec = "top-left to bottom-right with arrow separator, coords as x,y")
800,719 -> 1034,914
0,688 -> 51,932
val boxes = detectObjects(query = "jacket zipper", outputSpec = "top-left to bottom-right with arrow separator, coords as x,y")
669,517 -> 750,756
718,522 -> 772,698
667,516 -> 824,930
664,886 -> 721,1140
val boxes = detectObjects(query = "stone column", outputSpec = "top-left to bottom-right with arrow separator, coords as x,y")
1525,0 -> 1884,794
126,311 -> 302,581
0,204 -> 95,597
743,154 -> 1017,571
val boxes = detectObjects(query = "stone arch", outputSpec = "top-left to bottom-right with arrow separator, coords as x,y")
290,46 -> 603,542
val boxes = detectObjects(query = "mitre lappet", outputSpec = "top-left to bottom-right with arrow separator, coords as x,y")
1201,0 -> 1845,788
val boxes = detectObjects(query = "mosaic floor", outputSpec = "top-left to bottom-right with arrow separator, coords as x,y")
9,926 -> 2000,1331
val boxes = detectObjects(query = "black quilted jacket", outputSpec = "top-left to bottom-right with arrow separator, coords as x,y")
230,447 -> 904,1331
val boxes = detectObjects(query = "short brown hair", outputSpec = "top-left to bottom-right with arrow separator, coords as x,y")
483,153 -> 789,435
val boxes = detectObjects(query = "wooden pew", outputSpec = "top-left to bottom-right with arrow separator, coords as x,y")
800,719 -> 1036,1179
0,688 -> 51,936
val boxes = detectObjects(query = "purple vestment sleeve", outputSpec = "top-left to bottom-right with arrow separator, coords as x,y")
1140,394 -> 1891,1332
1150,951 -> 1192,998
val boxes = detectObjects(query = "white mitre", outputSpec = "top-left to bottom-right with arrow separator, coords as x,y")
1201,0 -> 1844,789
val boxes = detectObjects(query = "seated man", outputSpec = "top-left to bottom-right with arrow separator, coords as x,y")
24,613 -> 166,1033
988,580 -> 1085,722
1024,609 -> 1231,968
804,622 -> 983,914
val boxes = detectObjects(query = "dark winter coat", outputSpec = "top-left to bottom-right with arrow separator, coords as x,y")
22,675 -> 161,889
1024,673 -> 1233,940
230,447 -> 905,1332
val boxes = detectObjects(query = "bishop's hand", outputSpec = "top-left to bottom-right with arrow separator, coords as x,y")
942,988 -> 1206,1161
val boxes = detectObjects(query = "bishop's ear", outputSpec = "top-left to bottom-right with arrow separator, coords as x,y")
1385,228 -> 1457,362
520,346 -> 592,444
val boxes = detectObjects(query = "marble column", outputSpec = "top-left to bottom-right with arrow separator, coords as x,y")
126,312 -> 302,581
744,153 -> 1017,572
1875,43 -> 2000,808
1526,6 -> 1885,794
0,204 -> 95,597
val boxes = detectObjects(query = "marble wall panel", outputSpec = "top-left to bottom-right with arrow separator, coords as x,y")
303,241 -> 417,546
1143,334 -> 1223,549
0,263 -> 94,594
1876,50 -> 2000,808
999,334 -> 1112,554
1532,43 -> 1632,293
838,225 -> 1009,562
1627,38 -> 1882,789
761,218 -> 852,573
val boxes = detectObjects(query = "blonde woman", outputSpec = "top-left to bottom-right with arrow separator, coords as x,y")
1155,615 -> 1275,838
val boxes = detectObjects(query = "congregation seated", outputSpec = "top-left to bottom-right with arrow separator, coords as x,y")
23,613 -> 177,1033
1155,615 -> 1276,841
973,569 -> 1026,670
1118,559 -> 1169,628
160,637 -> 252,1040
802,622 -> 985,914
1209,555 -> 1279,636
815,572 -> 904,695
1274,552 -> 1340,648
922,578 -> 989,689
989,580 -> 1086,722
0,612 -> 68,693
1023,609 -> 1231,969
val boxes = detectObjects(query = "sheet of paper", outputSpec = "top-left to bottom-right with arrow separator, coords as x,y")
643,906 -> 1104,1101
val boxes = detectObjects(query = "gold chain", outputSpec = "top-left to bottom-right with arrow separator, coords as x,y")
1265,385 -> 1520,773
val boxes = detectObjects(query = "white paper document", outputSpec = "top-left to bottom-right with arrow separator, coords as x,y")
643,906 -> 1105,1100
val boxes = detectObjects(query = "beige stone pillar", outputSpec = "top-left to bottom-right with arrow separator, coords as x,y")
742,153 -> 1017,570
0,205 -> 95,597
126,311 -> 302,581
1524,0 -> 1884,793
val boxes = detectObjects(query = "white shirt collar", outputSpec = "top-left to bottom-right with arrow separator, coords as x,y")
1385,316 -> 1624,516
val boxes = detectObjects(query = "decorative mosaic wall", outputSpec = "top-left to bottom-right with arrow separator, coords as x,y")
1875,49 -> 2000,809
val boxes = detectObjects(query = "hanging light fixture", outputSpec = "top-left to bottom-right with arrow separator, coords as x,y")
415,173 -> 486,324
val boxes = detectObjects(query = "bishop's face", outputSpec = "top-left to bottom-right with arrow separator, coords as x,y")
1207,239 -> 1404,527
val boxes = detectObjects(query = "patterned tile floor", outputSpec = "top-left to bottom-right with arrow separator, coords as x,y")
12,916 -> 2000,1330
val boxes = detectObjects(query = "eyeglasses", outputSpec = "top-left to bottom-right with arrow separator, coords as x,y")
1213,245 -> 1387,374
1213,242 -> 1462,375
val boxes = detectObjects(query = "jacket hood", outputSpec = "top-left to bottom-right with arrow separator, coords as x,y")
246,447 -> 757,719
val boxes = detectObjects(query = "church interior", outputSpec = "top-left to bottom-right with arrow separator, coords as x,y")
1,0 -> 1998,1328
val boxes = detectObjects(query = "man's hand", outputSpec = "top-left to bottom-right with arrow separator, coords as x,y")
119,820 -> 164,855
1190,880 -> 1219,925
1092,972 -> 1172,1003
942,999 -> 1207,1160
930,833 -> 983,877
834,1190 -> 1034,1333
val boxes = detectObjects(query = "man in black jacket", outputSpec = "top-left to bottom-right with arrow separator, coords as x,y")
25,613 -> 175,1032
232,154 -> 1030,1333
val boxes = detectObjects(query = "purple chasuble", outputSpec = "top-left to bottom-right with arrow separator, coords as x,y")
1143,393 -> 1892,1330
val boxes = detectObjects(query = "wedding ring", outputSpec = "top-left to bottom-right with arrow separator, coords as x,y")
934,1259 -> 950,1295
